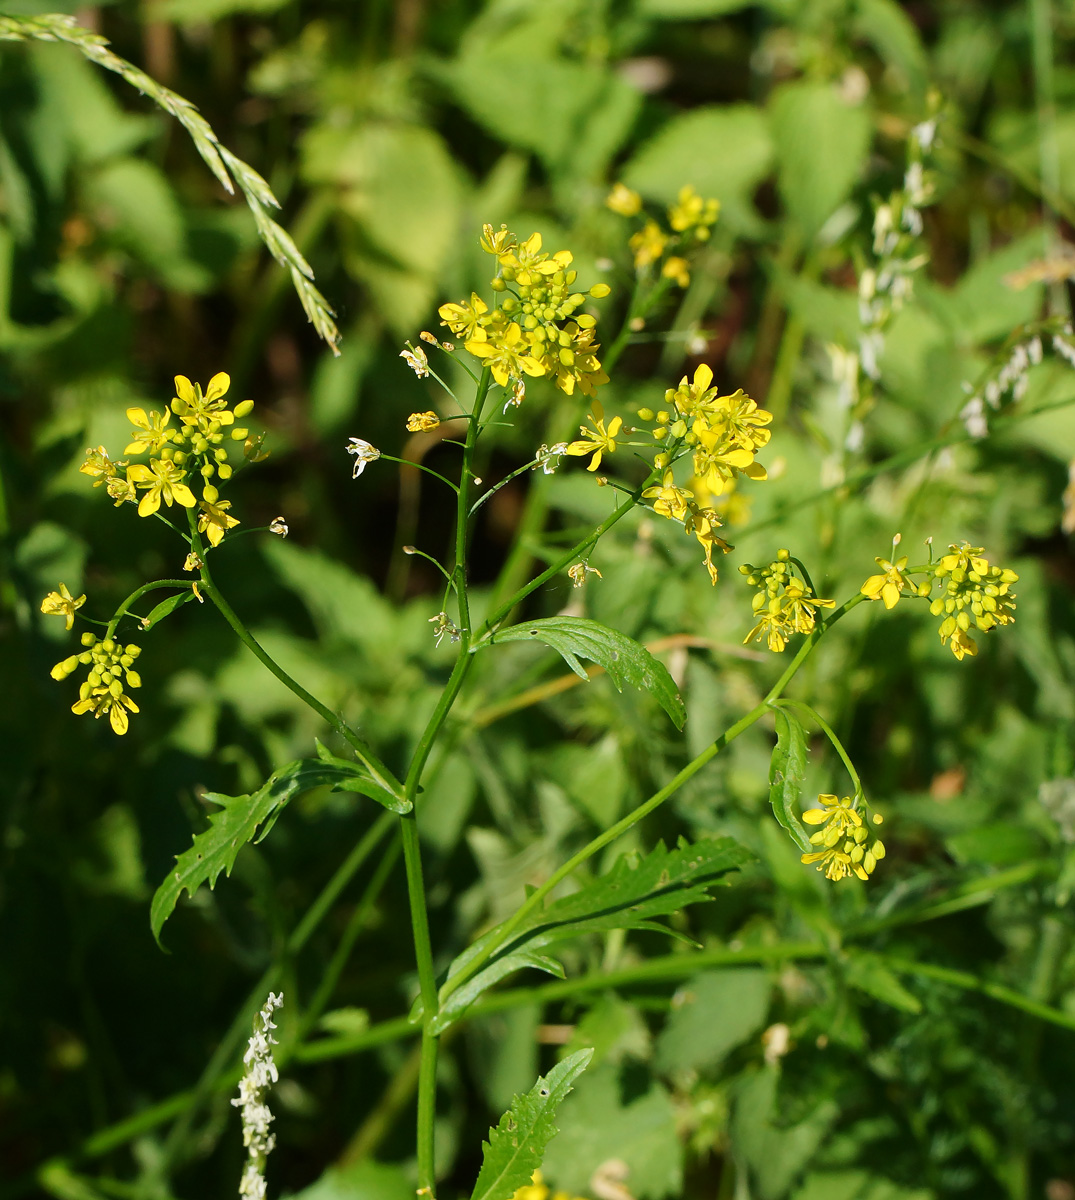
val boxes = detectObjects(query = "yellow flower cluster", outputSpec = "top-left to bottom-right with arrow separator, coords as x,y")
438,225 -> 610,399
801,794 -> 886,882
740,551 -> 835,652
929,543 -> 1018,661
51,632 -> 143,735
78,373 -> 259,549
642,364 -> 772,496
607,183 -> 720,288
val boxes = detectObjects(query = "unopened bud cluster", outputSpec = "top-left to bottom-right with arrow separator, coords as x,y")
929,544 -> 1018,660
52,632 -> 143,735
739,551 -> 835,652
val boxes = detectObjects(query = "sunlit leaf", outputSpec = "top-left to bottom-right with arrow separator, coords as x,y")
470,1049 -> 593,1200
768,708 -> 812,853
488,616 -> 685,729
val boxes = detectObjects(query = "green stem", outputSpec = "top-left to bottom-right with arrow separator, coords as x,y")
194,543 -> 404,802
105,579 -> 191,638
444,594 -> 867,1005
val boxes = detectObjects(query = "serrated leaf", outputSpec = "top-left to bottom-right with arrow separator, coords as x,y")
488,617 -> 685,729
151,755 -> 409,945
769,709 -> 812,853
433,838 -> 752,1030
470,1049 -> 593,1200
143,589 -> 195,629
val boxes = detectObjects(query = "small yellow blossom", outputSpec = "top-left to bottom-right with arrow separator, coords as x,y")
127,459 -> 197,517
407,411 -> 441,432
800,793 -> 884,881
684,504 -> 731,585
346,437 -> 381,479
606,183 -> 642,216
629,220 -> 668,269
269,516 -> 288,538
172,372 -> 232,423
465,322 -> 545,388
566,401 -> 623,472
480,223 -> 517,257
40,584 -> 86,631
861,555 -> 911,609
667,185 -> 720,237
80,445 -> 126,486
662,256 -> 690,288
124,407 -> 174,456
183,551 -> 203,572
642,470 -> 694,521
197,484 -> 240,548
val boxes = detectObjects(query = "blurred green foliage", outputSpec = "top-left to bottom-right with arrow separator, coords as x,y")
3,1 -> 1075,1199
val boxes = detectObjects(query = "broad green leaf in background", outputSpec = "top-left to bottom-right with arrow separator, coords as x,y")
638,0 -> 755,17
655,968 -> 771,1073
622,105 -> 773,237
541,1062 -> 681,1199
733,1066 -> 839,1200
769,708 -> 812,853
433,837 -> 753,1030
852,0 -> 928,96
150,749 -> 410,944
770,81 -> 872,242
441,54 -> 640,182
487,616 -> 686,729
470,1048 -> 593,1200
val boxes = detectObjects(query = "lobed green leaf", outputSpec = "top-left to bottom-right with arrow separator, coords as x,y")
151,748 -> 409,945
470,1049 -> 593,1200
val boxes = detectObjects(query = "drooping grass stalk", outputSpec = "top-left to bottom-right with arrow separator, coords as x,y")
0,14 -> 341,352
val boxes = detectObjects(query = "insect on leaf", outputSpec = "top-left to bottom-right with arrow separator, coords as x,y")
488,616 -> 685,729
470,1049 -> 594,1200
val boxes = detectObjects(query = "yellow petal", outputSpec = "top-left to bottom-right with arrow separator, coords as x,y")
174,375 -> 195,404
137,491 -> 161,518
205,372 -> 231,402
109,703 -> 129,735
172,482 -> 197,508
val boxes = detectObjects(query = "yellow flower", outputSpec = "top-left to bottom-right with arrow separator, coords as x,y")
105,473 -> 138,507
643,470 -> 694,521
480,223 -> 517,256
124,406 -> 174,456
172,372 -> 232,424
566,401 -> 622,472
80,445 -> 127,487
407,411 -> 441,432
465,322 -> 545,388
41,584 -> 86,631
662,256 -> 690,288
127,459 -> 197,517
606,183 -> 642,216
568,562 -> 603,587
197,485 -> 240,547
861,555 -> 910,609
629,220 -> 668,269
667,185 -> 720,237
400,345 -> 430,378
684,504 -> 731,585
803,793 -> 862,840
